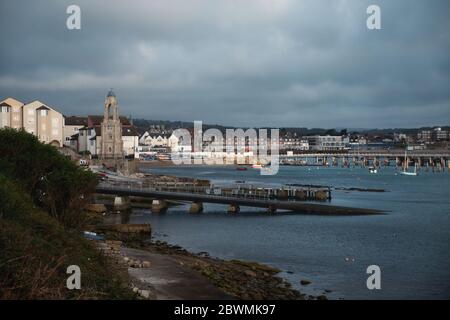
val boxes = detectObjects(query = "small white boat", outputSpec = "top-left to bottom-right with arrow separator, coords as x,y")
251,164 -> 263,169
400,170 -> 417,176
399,149 -> 418,176
369,166 -> 378,174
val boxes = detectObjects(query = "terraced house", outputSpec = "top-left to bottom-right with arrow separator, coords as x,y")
0,97 -> 64,147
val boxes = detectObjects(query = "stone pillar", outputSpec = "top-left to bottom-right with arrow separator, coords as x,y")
295,190 -> 307,201
314,190 -> 328,201
114,196 -> 130,211
277,189 -> 289,199
151,199 -> 168,214
267,205 -> 277,214
189,202 -> 204,214
227,203 -> 240,214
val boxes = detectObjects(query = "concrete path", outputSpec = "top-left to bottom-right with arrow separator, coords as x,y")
122,247 -> 232,300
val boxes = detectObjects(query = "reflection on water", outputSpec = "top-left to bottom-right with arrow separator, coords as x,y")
121,165 -> 450,299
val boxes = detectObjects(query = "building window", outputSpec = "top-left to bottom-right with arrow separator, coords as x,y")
40,109 -> 48,116
1,106 -> 10,113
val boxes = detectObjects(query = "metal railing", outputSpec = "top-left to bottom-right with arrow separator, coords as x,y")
97,180 -> 330,202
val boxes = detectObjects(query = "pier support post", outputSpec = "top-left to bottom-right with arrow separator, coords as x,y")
267,205 -> 277,214
314,190 -> 328,201
151,199 -> 168,214
227,204 -> 240,214
114,196 -> 131,211
189,202 -> 204,214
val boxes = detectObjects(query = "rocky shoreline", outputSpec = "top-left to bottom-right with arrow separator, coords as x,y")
94,225 -> 325,300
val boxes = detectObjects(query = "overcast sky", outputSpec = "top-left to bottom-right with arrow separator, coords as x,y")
0,0 -> 449,128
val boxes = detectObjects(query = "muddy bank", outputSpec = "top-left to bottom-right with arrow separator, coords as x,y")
96,228 -> 319,300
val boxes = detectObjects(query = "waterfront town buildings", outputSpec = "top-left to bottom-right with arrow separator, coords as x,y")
1,93 -> 139,158
306,135 -> 346,151
64,116 -> 87,145
139,131 -> 172,147
0,97 -> 24,129
280,136 -> 309,151
72,120 -> 139,157
2,95 -> 448,159
1,97 -> 63,147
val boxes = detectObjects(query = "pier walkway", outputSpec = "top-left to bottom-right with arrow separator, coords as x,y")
95,181 -> 382,215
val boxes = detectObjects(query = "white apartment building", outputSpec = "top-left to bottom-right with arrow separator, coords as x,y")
76,125 -> 139,157
0,97 -> 24,129
0,97 -> 64,147
307,135 -> 346,151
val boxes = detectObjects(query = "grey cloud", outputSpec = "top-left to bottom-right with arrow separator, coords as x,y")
0,0 -> 449,128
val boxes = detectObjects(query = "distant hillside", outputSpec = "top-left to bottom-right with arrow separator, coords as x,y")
132,118 -> 449,136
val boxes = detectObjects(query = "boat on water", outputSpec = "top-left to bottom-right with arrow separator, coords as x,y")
369,166 -> 378,174
400,170 -> 417,176
399,149 -> 418,176
236,167 -> 248,171
251,164 -> 263,169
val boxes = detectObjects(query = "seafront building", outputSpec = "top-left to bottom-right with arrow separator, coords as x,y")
63,116 -> 87,146
307,135 -> 346,151
68,91 -> 139,158
0,97 -> 24,129
0,97 -> 64,147
1,92 -> 139,158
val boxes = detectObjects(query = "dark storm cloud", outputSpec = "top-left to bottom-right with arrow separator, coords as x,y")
0,0 -> 449,128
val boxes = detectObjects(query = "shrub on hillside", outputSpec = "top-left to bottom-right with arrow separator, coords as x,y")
0,128 -> 97,228
0,174 -> 134,299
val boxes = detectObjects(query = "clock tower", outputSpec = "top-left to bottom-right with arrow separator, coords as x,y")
100,89 -> 123,159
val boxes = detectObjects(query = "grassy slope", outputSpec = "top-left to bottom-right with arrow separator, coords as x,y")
0,175 -> 134,299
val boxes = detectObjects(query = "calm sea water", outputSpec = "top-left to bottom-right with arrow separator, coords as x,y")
123,165 -> 450,299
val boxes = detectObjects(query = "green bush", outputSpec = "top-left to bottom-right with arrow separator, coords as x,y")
0,128 -> 97,229
0,174 -> 134,299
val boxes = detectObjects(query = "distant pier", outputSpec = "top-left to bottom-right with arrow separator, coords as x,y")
280,150 -> 450,169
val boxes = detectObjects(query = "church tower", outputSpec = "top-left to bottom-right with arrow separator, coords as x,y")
100,89 -> 123,159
